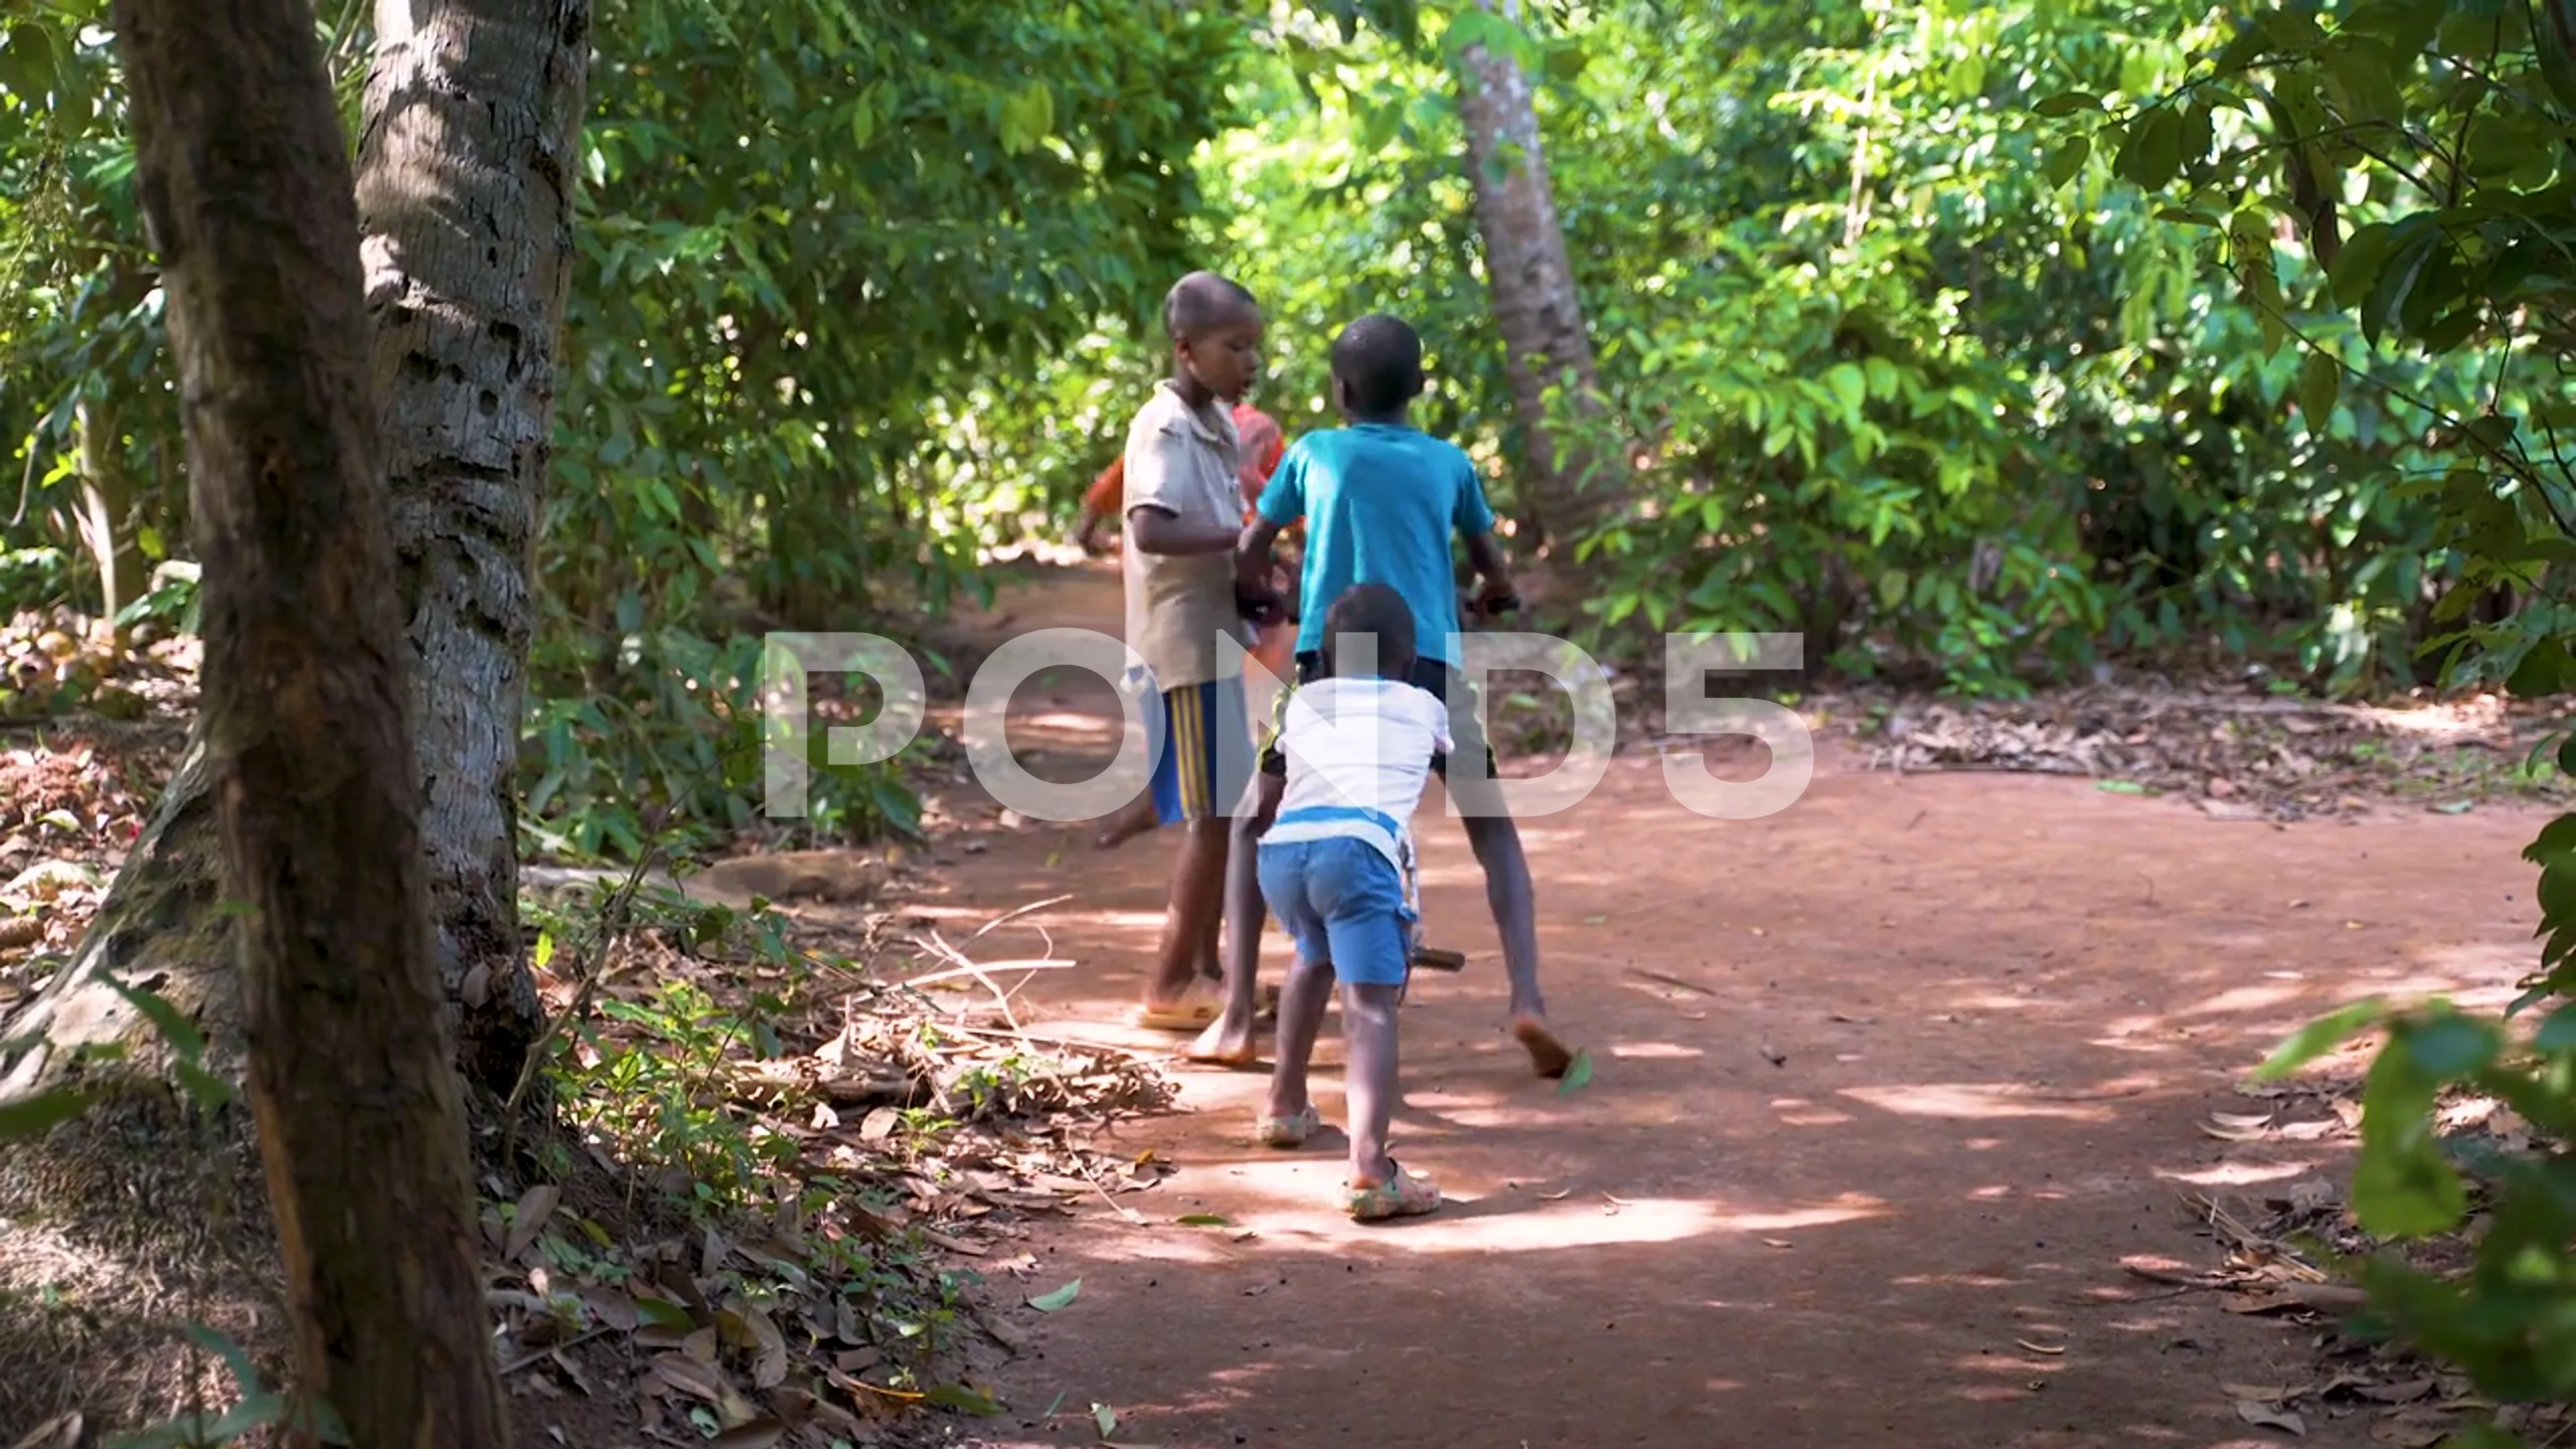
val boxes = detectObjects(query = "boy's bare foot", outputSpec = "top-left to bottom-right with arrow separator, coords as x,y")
1512,1016 -> 1574,1078
1093,800 -> 1157,851
1183,1014 -> 1263,1069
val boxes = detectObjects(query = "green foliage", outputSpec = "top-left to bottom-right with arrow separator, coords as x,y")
1218,1 -> 2506,692
533,882 -> 816,1214
2069,1 -> 2576,1434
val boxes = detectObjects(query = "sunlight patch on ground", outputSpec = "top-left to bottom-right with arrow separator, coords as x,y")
1837,1082 -> 2123,1122
2169,981 -> 2310,1019
2155,1159 -> 2319,1188
1941,992 -> 2047,1013
1609,1040 -> 1706,1061
1769,1097 -> 1858,1127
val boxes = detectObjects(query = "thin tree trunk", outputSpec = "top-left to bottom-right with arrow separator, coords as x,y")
1454,0 -> 1615,555
74,394 -> 147,633
114,0 -> 508,1442
360,0 -> 591,1091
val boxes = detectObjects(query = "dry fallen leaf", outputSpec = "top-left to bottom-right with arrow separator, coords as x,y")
2221,1382 -> 2293,1401
711,1417 -> 786,1448
2355,1379 -> 2437,1405
2235,1400 -> 2306,1436
2368,1415 -> 2456,1447
649,1353 -> 726,1405
2015,1340 -> 2064,1356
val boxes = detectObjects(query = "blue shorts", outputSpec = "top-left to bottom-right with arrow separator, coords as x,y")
1147,675 -> 1251,824
1255,836 -> 1413,987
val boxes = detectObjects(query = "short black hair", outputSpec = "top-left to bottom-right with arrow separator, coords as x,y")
1329,313 -> 1424,415
1164,270 -> 1258,341
1321,582 -> 1415,680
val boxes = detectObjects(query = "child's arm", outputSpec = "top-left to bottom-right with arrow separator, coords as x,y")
1462,529 -> 1521,615
1128,506 -> 1238,556
1074,459 -> 1124,555
1238,441 -> 1306,602
1236,515 -> 1285,596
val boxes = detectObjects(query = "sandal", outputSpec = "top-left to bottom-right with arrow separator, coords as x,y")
1344,1159 -> 1441,1222
1254,1104 -> 1322,1148
1135,997 -> 1221,1032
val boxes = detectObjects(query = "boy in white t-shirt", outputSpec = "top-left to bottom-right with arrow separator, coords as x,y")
1254,581 -> 1450,1222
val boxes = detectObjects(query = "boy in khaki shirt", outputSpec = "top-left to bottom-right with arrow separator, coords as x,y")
1122,271 -> 1267,1028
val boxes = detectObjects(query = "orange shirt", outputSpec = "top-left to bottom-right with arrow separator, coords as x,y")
1087,402 -> 1294,536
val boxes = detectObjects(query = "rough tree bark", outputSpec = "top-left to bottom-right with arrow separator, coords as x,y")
0,0 -> 590,1104
360,0 -> 591,1091
1454,0 -> 1616,555
113,0 -> 511,1441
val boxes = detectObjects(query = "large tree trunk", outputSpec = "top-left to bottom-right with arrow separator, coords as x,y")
360,0 -> 591,1091
0,0 -> 590,1108
1454,0 -> 1615,555
115,0 -> 511,1442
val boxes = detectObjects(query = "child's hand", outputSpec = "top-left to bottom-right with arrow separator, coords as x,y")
1237,588 -> 1286,625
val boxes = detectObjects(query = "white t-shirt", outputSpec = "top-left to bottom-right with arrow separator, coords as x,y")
1262,676 -> 1453,877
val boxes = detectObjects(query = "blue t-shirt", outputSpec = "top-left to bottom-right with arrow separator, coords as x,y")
1256,423 -> 1498,665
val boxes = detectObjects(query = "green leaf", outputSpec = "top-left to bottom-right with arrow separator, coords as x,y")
2042,135 -> 2090,188
1174,1213 -> 1228,1226
2095,780 -> 2147,794
2401,1010 -> 2498,1077
2328,221 -> 2396,309
184,1322 -> 269,1395
1026,1278 -> 1081,1312
2118,107 -> 2184,191
2253,998 -> 2391,1080
1823,362 -> 1867,419
175,1060 -> 237,1110
1543,42 -> 1588,82
1556,1047 -> 1595,1097
2297,350 -> 2340,427
2362,219 -> 2443,346
925,1383 -> 1004,1415
2032,90 -> 2101,117
635,1295 -> 695,1330
2351,1033 -> 2467,1237
2177,100 -> 2213,169
2532,1001 -> 2576,1053
108,981 -> 205,1063
0,1087 -> 93,1141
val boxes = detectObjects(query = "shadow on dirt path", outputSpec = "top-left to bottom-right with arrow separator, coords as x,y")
859,562 -> 2543,1448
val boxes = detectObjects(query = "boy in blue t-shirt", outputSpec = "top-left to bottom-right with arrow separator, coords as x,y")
1188,313 -> 1573,1079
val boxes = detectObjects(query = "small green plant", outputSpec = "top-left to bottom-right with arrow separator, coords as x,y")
2255,998 -> 2576,1438
540,885 -> 834,1218
519,627 -> 922,864
107,1326 -> 345,1448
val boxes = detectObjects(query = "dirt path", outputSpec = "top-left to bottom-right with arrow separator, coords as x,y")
887,564 -> 2544,1449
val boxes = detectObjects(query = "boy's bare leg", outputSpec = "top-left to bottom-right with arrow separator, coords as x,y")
1092,790 -> 1159,851
1264,951 -> 1337,1125
1457,806 -> 1573,1079
1144,817 -> 1228,1014
1188,771 -> 1282,1066
1339,979 -> 1405,1183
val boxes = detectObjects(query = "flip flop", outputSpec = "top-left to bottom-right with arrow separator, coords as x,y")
1135,998 -> 1221,1032
1345,1159 -> 1441,1222
1254,1103 -> 1322,1148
